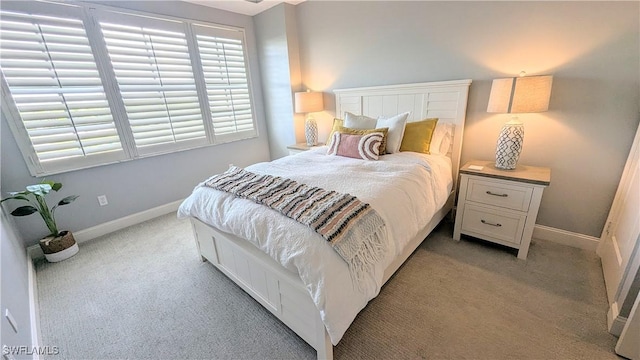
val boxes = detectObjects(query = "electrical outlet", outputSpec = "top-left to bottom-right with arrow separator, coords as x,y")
97,195 -> 108,206
4,309 -> 17,334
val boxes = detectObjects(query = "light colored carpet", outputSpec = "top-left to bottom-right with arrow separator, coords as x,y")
35,213 -> 618,359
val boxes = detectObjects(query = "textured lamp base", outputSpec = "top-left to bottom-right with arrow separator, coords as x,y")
495,120 -> 524,170
305,116 -> 318,146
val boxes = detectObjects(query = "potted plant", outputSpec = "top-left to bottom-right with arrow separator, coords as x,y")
1,180 -> 79,262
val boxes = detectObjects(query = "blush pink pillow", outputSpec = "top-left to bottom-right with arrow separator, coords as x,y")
327,132 -> 384,160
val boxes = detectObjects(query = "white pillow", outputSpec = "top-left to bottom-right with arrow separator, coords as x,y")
429,122 -> 454,155
376,112 -> 409,153
344,112 -> 377,129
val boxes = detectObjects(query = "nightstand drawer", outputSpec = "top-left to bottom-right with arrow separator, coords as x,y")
466,178 -> 533,211
461,204 -> 526,245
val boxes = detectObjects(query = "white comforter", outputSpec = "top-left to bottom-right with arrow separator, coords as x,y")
177,147 -> 452,344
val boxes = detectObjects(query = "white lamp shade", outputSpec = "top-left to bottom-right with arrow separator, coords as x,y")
294,91 -> 324,113
487,78 -> 514,113
487,75 -> 553,113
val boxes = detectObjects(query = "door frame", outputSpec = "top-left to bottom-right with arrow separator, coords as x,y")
598,122 -> 640,336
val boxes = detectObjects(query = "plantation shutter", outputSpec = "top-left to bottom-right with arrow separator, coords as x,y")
97,11 -> 208,155
1,2 -> 259,177
193,24 -> 256,142
0,3 -> 126,175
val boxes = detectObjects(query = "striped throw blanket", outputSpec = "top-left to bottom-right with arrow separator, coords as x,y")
204,166 -> 387,290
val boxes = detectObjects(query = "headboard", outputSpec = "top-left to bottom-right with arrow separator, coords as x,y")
333,79 -> 472,191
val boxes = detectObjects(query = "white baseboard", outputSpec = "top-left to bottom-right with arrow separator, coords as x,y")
608,302 -> 627,337
27,245 -> 44,262
28,199 -> 183,260
27,251 -> 41,360
532,224 -> 600,251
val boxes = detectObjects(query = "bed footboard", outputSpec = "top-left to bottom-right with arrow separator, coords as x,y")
190,218 -> 333,360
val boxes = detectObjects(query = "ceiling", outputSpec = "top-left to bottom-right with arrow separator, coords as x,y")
182,0 -> 305,16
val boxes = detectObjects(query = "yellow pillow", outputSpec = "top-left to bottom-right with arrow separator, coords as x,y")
335,126 -> 389,154
399,118 -> 438,154
326,118 -> 344,146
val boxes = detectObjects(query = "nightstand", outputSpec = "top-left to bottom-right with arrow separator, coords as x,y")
453,160 -> 550,259
286,143 -> 324,155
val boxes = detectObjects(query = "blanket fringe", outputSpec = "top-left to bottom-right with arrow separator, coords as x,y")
341,228 -> 387,292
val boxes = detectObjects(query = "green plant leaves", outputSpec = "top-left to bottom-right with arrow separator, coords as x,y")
57,195 -> 79,206
10,206 -> 38,216
3,181 -> 77,235
25,184 -> 52,196
1,195 -> 29,203
42,180 -> 62,191
7,191 -> 31,197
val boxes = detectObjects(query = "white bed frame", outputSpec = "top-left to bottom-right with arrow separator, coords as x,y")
189,79 -> 472,359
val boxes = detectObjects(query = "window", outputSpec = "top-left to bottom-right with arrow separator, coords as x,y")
194,25 -> 254,141
0,3 -> 128,174
0,2 -> 257,176
98,12 -> 208,154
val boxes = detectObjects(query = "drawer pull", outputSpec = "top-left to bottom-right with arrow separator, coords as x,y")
486,191 -> 508,197
481,219 -> 502,227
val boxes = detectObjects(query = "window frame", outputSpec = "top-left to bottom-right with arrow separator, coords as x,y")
0,1 -> 258,177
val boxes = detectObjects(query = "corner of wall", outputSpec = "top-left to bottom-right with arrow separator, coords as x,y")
254,3 -> 301,159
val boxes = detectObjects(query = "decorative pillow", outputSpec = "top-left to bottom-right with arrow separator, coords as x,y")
327,132 -> 384,160
429,122 -> 454,155
344,112 -> 377,129
335,126 -> 389,154
376,112 -> 409,154
399,118 -> 438,154
326,118 -> 344,146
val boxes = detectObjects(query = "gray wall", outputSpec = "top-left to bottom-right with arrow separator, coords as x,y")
0,1 -> 271,246
254,3 -> 303,159
291,1 -> 640,238
1,186 -> 33,358
3,1 -> 638,242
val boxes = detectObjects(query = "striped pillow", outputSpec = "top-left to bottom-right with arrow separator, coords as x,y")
327,132 -> 384,160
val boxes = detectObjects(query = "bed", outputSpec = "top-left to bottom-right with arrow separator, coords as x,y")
178,79 -> 472,359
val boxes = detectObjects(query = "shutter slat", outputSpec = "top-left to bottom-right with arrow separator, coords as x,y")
3,68 -> 100,78
135,136 -> 175,146
16,107 -> 112,120
111,62 -> 192,72
36,147 -> 84,161
101,28 -> 187,44
1,60 -> 97,70
27,121 -> 113,136
124,96 -> 198,107
118,84 -> 196,92
109,55 -> 191,66
34,140 -> 83,153
15,101 -> 64,112
30,132 -> 79,145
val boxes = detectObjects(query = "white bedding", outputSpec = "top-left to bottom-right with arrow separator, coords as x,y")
177,147 -> 452,344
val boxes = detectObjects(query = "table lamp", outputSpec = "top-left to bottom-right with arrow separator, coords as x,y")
294,90 -> 324,146
487,73 -> 553,170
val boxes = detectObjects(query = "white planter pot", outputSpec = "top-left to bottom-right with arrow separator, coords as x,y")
41,231 -> 79,262
44,242 -> 79,262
